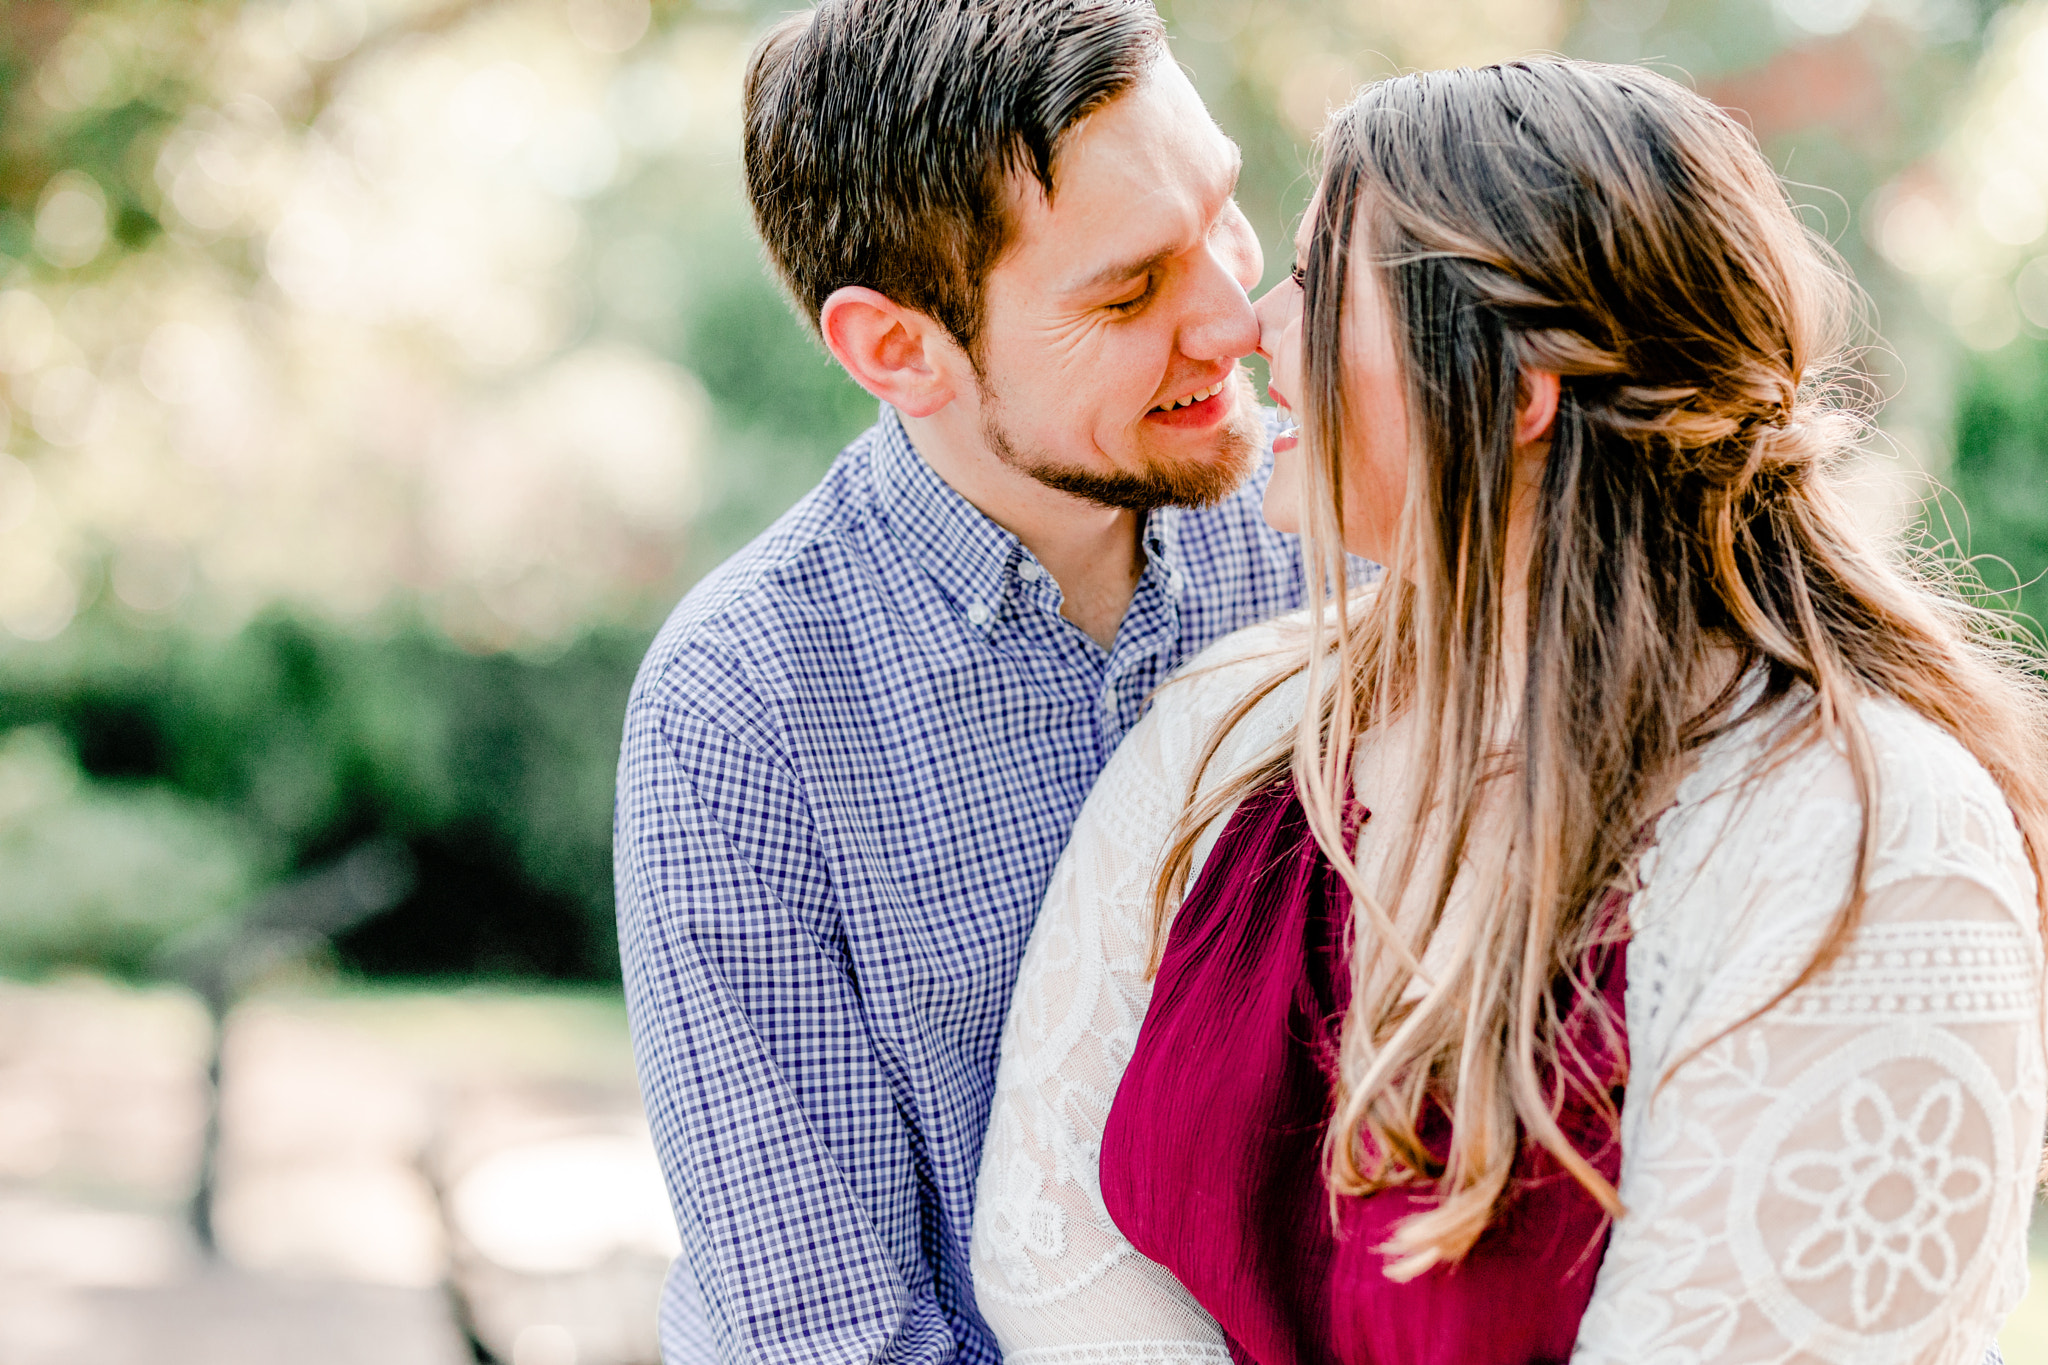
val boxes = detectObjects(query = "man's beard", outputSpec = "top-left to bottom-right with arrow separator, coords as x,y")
977,370 -> 1263,512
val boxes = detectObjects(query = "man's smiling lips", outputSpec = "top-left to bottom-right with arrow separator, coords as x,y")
1145,374 -> 1234,429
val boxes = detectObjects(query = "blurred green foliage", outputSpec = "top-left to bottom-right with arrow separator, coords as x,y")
0,613 -> 648,977
0,723 -> 263,974
0,0 -> 2043,986
672,203 -> 880,578
0,0 -> 884,982
1954,341 -> 2048,631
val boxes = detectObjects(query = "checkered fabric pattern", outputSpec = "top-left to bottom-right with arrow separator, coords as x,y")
616,406 -> 1305,1365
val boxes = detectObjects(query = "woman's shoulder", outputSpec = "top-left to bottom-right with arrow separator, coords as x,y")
1856,692 -> 2012,810
1637,688 -> 2038,988
1670,687 -> 2027,884
1855,695 -> 2038,902
1186,604 -> 1320,669
1133,609 -> 1321,786
1170,610 -> 1309,701
1625,686 -> 2041,1070
1149,589 -> 1380,736
1761,693 -> 2028,888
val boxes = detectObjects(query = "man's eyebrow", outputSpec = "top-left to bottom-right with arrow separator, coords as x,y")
1066,245 -> 1176,297
1062,142 -> 1244,297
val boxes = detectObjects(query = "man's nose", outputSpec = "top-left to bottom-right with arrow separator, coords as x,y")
1178,249 -> 1262,362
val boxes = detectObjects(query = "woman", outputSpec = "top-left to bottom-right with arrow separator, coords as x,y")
970,59 -> 2047,1364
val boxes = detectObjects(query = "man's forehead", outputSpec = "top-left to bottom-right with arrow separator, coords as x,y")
1001,67 -> 1240,292
1058,62 -> 1233,201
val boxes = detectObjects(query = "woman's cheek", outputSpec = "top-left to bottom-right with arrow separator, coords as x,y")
1339,454 -> 1406,565
1262,442 -> 1301,535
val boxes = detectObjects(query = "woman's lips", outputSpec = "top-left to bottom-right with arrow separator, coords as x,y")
1268,386 -> 1299,453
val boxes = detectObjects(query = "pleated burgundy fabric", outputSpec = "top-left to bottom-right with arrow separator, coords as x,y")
1099,777 -> 1630,1365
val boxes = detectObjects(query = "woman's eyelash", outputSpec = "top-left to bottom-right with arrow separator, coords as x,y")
1290,263 -> 1307,288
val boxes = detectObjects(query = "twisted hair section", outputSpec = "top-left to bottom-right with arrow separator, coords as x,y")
1149,58 -> 2048,1280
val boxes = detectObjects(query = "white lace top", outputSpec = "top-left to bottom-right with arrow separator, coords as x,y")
970,618 -> 2045,1365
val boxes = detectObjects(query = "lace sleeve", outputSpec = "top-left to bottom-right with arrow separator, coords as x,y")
1574,706 -> 2047,1365
971,626 -> 1304,1365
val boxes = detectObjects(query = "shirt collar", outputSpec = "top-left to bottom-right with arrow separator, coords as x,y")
1143,503 -> 1185,582
868,407 -> 1021,623
868,405 -> 1192,619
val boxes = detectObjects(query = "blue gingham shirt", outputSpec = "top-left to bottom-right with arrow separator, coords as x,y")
615,406 -> 1303,1364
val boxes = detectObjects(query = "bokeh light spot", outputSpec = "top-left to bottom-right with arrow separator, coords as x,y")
0,560 -> 81,643
445,63 -> 547,166
1977,173 -> 2046,248
34,32 -> 116,113
0,455 -> 37,534
566,0 -> 650,55
449,1133 -> 678,1276
2015,257 -> 2048,330
0,292 -> 57,374
30,367 -> 107,449
34,173 -> 110,271
1776,0 -> 1871,36
527,114 -> 620,200
606,61 -> 691,153
513,1323 -> 581,1365
280,0 -> 368,63
1951,275 -> 2020,351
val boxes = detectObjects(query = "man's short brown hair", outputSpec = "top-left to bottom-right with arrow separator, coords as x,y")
742,0 -> 1166,360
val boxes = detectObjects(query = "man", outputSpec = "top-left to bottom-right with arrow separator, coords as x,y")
614,1 -> 1301,1359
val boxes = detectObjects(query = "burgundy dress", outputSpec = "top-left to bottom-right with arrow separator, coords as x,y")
1098,778 -> 1629,1365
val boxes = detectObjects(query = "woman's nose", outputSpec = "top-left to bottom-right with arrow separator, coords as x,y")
1252,281 -> 1292,362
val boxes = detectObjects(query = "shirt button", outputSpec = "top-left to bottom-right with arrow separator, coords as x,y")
1168,569 -> 1187,594
966,602 -> 992,627
1019,561 -> 1042,581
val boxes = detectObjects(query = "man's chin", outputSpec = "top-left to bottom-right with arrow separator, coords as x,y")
1001,409 -> 1263,512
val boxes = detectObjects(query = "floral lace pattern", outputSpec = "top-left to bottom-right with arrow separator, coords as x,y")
971,624 -> 2045,1365
1774,1073 -> 1993,1327
1572,696 -> 2044,1365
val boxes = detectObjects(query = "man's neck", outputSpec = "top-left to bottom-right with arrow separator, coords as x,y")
900,407 -> 1143,651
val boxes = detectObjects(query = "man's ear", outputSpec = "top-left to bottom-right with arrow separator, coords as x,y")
1515,368 -> 1561,447
819,287 -> 963,419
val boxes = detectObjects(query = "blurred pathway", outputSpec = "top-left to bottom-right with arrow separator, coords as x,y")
9,973 -> 2045,1363
0,975 -> 671,1365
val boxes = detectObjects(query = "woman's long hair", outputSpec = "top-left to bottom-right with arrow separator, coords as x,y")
1151,60 -> 2048,1278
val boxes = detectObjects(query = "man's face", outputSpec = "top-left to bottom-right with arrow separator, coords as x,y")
969,58 -> 1264,511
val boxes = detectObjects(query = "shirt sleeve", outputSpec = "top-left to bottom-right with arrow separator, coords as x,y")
616,662 -> 955,1365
